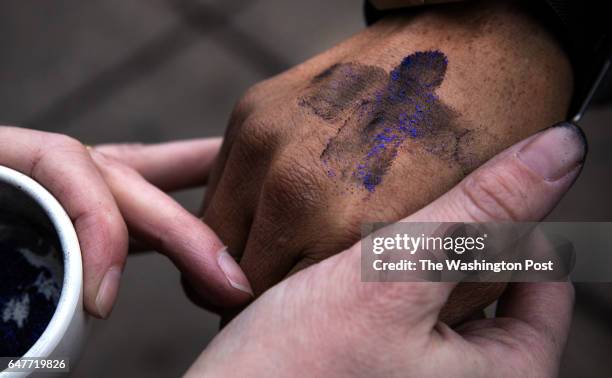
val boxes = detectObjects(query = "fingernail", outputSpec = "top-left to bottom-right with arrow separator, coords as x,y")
517,122 -> 587,181
95,266 -> 122,319
217,247 -> 253,296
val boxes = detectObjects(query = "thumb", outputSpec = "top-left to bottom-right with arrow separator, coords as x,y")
343,122 -> 586,331
410,122 -> 586,223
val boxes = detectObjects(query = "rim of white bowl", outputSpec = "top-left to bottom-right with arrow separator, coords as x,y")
0,165 -> 82,360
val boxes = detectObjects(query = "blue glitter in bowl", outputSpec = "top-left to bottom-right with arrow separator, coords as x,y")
0,224 -> 63,357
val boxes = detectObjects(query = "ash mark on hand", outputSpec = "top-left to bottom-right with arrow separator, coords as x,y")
300,51 -> 480,192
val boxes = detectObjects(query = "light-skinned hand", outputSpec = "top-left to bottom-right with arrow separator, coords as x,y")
0,126 -> 252,318
187,124 -> 584,377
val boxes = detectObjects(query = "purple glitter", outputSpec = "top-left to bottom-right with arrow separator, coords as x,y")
301,50 -> 451,193
353,51 -> 448,191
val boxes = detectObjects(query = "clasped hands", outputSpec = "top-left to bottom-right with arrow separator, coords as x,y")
0,6 -> 582,373
0,119 -> 584,377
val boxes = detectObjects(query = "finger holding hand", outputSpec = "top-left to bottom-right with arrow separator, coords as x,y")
89,149 -> 253,308
93,138 -> 223,254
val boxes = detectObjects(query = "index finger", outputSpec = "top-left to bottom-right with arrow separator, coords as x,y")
89,149 -> 253,307
93,138 -> 222,191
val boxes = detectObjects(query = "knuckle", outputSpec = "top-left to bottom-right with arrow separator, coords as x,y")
233,114 -> 281,157
231,82 -> 268,122
91,203 -> 127,238
459,167 -> 528,222
96,208 -> 128,254
78,204 -> 128,266
263,150 -> 324,210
